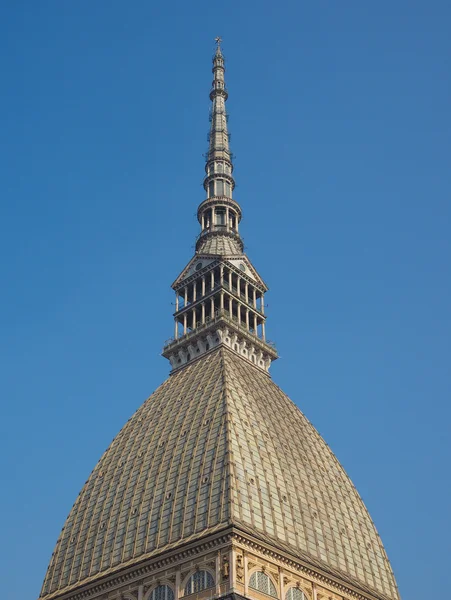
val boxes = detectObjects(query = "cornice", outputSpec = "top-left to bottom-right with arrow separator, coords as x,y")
229,528 -> 395,600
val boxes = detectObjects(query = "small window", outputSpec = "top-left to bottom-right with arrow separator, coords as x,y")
285,589 -> 305,600
216,179 -> 224,196
216,210 -> 226,226
149,585 -> 175,600
208,181 -> 214,197
184,571 -> 214,596
249,572 -> 278,598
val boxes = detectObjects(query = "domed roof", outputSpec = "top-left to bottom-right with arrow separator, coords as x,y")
41,348 -> 398,600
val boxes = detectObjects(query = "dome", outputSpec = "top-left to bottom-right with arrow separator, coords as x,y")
41,348 -> 398,600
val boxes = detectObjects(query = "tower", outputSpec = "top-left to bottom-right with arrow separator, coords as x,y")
162,41 -> 276,374
39,41 -> 400,600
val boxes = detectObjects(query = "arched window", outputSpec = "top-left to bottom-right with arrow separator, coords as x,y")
285,588 -> 305,600
149,586 -> 174,600
184,570 -> 215,596
249,571 -> 278,598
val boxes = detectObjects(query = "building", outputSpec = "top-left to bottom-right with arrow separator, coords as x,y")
39,41 -> 400,600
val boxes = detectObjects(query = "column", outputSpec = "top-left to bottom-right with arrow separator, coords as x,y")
174,319 -> 178,339
237,276 -> 241,299
220,291 -> 224,310
278,568 -> 284,600
228,270 -> 232,291
237,302 -> 241,326
215,551 -> 221,595
192,308 -> 196,329
243,554 -> 249,597
183,314 -> 187,335
226,206 -> 230,231
312,583 -> 318,600
211,270 -> 215,290
202,276 -> 206,296
229,296 -> 233,317
261,293 -> 265,314
138,585 -> 144,600
211,297 -> 215,318
220,264 -> 224,285
229,548 -> 236,592
253,288 -> 257,309
184,286 -> 188,307
201,302 -> 206,324
245,283 -> 249,304
175,570 -> 181,600
262,320 -> 266,341
245,308 -> 250,330
175,292 -> 179,312
253,314 -> 258,334
193,282 -> 197,302
201,212 -> 205,230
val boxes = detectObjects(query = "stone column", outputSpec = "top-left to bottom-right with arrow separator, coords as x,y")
175,292 -> 179,312
229,548 -> 236,592
244,554 -> 249,596
175,570 -> 181,600
278,568 -> 284,600
245,283 -> 249,304
245,308 -> 250,330
183,313 -> 187,335
201,302 -> 206,324
253,314 -> 258,334
220,264 -> 224,285
220,291 -> 224,310
262,320 -> 266,341
216,551 -> 221,595
193,282 -> 197,303
202,276 -> 206,296
228,270 -> 232,291
237,302 -> 241,325
174,319 -> 178,339
211,270 -> 215,290
201,212 -> 205,230
138,584 -> 144,600
261,292 -> 265,314
184,286 -> 188,307
226,206 -> 230,231
192,308 -> 196,329
253,288 -> 257,309
211,297 -> 215,318
229,296 -> 233,317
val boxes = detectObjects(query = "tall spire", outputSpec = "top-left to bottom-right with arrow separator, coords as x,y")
197,37 -> 241,253
162,41 -> 277,373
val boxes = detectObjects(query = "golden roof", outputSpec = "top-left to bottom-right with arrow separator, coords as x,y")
41,348 -> 398,600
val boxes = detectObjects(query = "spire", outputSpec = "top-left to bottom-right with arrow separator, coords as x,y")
162,41 -> 278,373
197,37 -> 240,253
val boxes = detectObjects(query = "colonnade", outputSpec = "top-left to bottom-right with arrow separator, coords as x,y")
174,265 -> 265,342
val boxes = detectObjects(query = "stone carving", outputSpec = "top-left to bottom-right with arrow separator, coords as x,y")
222,555 -> 229,580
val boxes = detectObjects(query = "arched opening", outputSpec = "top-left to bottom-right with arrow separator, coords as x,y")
249,571 -> 278,598
183,571 -> 215,596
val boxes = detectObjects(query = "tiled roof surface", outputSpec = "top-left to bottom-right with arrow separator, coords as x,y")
197,234 -> 242,255
41,349 -> 399,600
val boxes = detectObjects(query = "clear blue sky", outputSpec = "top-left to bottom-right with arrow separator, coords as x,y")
1,2 -> 450,598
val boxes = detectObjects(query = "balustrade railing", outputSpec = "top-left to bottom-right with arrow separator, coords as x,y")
163,308 -> 276,353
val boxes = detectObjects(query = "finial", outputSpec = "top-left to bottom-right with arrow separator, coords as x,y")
214,36 -> 223,56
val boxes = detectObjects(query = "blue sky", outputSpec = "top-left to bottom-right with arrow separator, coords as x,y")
1,2 -> 450,599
